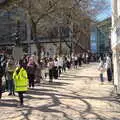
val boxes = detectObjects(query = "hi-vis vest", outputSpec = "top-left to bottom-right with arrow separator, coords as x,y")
13,67 -> 28,92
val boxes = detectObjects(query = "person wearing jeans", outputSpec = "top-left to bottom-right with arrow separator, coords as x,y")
7,57 -> 15,96
7,72 -> 15,96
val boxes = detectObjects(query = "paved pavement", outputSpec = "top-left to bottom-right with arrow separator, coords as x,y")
0,63 -> 120,120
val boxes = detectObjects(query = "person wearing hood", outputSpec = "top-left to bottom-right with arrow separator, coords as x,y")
13,59 -> 29,107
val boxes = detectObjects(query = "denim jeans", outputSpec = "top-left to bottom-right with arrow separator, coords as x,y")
8,80 -> 14,93
7,72 -> 14,93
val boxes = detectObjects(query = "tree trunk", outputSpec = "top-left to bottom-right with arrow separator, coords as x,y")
32,21 -> 41,58
26,13 -> 31,54
31,21 -> 42,84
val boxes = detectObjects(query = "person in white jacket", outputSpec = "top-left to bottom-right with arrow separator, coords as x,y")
98,58 -> 105,84
58,57 -> 63,77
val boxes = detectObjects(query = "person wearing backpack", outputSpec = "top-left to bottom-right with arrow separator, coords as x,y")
13,59 -> 29,107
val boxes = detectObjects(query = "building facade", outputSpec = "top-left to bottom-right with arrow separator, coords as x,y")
97,18 -> 111,55
111,0 -> 120,93
90,18 -> 111,58
91,25 -> 97,53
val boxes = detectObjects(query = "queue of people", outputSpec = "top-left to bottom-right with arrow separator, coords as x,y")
0,51 -> 113,107
45,55 -> 83,82
0,53 -> 38,106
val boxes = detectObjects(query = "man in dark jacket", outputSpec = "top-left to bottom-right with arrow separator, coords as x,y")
0,53 -> 7,99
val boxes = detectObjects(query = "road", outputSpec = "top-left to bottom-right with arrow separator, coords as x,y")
0,63 -> 120,120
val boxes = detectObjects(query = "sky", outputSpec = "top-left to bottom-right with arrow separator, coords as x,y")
96,0 -> 111,21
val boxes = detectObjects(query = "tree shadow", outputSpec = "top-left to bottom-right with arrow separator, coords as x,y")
14,89 -> 120,120
63,75 -> 99,80
0,99 -> 18,107
0,66 -> 117,120
58,78 -> 73,81
37,81 -> 70,89
1,88 -> 120,120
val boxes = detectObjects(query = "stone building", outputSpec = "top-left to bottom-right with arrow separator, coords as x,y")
90,18 -> 111,56
111,0 -> 120,93
0,9 -> 26,53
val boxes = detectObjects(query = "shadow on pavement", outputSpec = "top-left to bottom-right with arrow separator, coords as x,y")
8,88 -> 120,119
63,74 -> 99,80
0,65 -> 118,120
0,99 -> 18,107
1,86 -> 120,120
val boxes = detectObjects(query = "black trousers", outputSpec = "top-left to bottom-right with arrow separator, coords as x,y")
0,73 -> 4,99
53,67 -> 58,79
49,68 -> 53,82
58,66 -> 62,76
78,59 -> 82,66
0,78 -> 2,99
107,68 -> 112,82
63,64 -> 66,72
28,74 -> 35,87
18,92 -> 24,105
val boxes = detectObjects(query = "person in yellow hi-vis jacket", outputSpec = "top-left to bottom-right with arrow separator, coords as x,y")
13,59 -> 29,107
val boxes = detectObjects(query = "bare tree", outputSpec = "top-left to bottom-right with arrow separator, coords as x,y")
0,0 -> 110,54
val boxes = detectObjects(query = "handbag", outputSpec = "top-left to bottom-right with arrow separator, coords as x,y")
1,75 -> 9,93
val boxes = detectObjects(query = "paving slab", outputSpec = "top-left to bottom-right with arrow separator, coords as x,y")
0,63 -> 119,120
